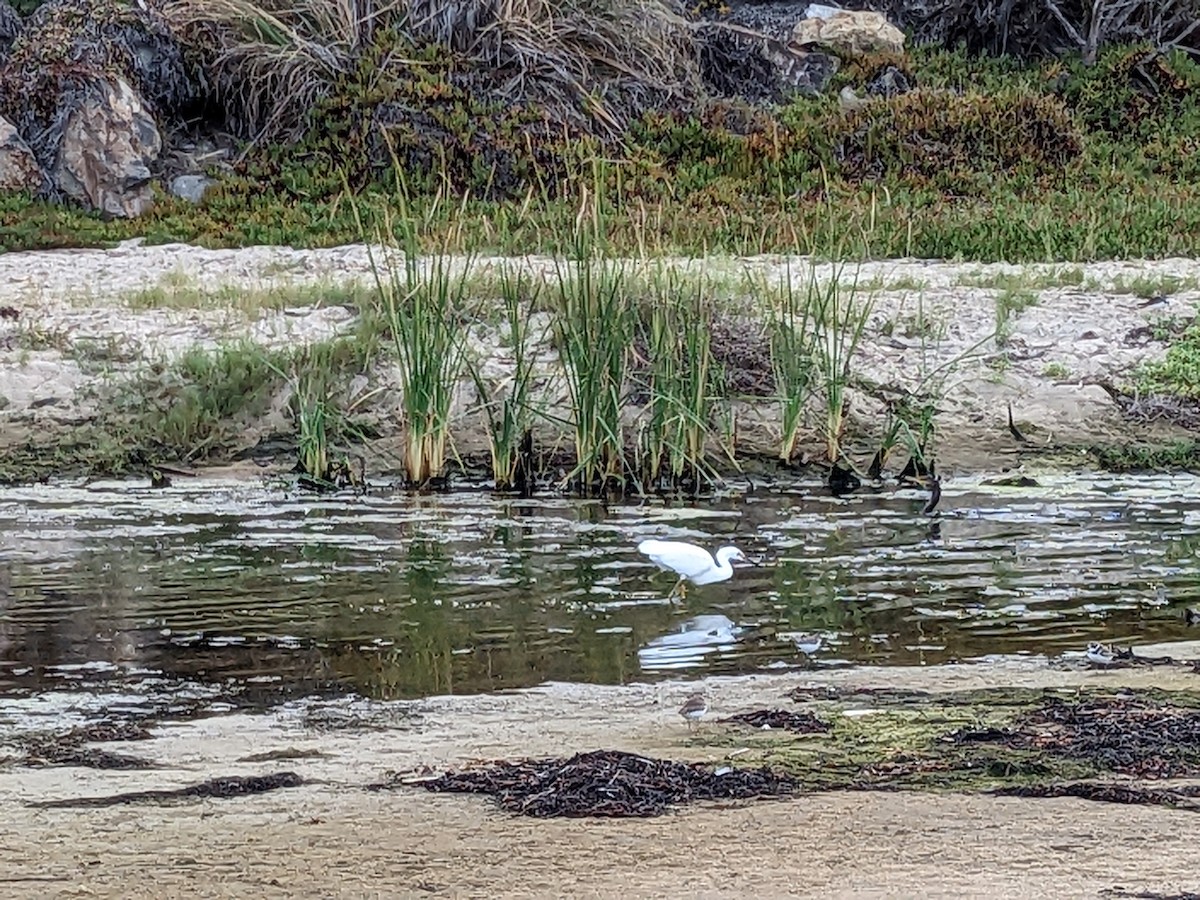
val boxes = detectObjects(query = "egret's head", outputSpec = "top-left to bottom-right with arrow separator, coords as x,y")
717,546 -> 749,566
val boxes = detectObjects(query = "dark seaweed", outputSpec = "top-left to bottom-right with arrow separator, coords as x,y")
414,749 -> 799,818
28,772 -> 304,809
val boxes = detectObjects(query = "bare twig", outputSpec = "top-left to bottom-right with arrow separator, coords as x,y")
1042,0 -> 1087,50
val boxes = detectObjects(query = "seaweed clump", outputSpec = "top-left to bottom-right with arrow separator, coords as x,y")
29,772 -> 304,809
719,709 -> 832,733
418,749 -> 799,818
1004,694 -> 1200,779
17,719 -> 157,771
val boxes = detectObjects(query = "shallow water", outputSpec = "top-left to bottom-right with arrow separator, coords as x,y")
1,473 -> 1198,712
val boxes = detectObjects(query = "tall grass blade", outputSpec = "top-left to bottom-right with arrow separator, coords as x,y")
765,265 -> 821,463
551,192 -> 634,495
465,266 -> 547,493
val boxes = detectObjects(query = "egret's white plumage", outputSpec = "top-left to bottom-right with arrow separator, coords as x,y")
637,539 -> 749,599
792,632 -> 824,655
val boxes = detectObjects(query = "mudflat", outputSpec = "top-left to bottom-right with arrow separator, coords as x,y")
4,654 -> 1199,899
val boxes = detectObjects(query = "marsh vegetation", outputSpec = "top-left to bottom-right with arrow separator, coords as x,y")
4,2 -> 1200,264
3,1 -> 1200,486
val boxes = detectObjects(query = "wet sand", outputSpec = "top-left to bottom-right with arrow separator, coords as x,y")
4,654 -> 1200,898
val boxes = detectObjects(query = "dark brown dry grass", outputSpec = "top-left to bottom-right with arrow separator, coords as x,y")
163,0 -> 706,145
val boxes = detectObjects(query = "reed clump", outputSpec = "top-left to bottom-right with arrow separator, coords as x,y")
764,266 -> 821,465
636,268 -> 718,491
466,267 -> 547,494
367,220 -> 474,488
550,206 -> 636,495
812,267 -> 873,464
283,341 -> 369,492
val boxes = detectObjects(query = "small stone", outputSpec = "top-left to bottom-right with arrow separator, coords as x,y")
169,174 -> 215,204
791,10 -> 906,56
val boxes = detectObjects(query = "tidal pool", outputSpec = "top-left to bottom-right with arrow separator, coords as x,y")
1,472 -> 1198,712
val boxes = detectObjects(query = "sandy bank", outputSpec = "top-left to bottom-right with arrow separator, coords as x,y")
3,652 -> 1200,898
1,243 -> 1196,476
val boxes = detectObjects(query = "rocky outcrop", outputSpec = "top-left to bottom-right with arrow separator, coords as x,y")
708,4 -> 905,100
0,114 -> 44,194
49,76 -> 161,217
0,0 -> 197,217
791,10 -> 907,56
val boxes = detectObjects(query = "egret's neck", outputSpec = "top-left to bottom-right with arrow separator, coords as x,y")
714,547 -> 740,573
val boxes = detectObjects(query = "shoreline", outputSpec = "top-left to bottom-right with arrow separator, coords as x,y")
4,653 -> 1200,898
1,243 -> 1197,483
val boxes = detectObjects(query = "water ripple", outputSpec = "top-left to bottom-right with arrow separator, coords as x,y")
0,473 -> 1197,700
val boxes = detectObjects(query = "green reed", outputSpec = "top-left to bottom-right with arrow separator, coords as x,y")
466,267 -> 547,492
550,196 -> 635,495
294,378 -> 330,482
637,268 -> 717,490
362,183 -> 474,488
765,265 -> 822,463
811,265 -> 872,463
276,340 -> 373,491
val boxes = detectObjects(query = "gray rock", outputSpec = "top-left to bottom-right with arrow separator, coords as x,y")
766,43 -> 838,96
867,65 -> 912,98
0,114 -> 45,193
169,173 -> 215,204
50,75 -> 162,218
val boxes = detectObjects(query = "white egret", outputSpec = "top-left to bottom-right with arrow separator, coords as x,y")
637,539 -> 751,600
